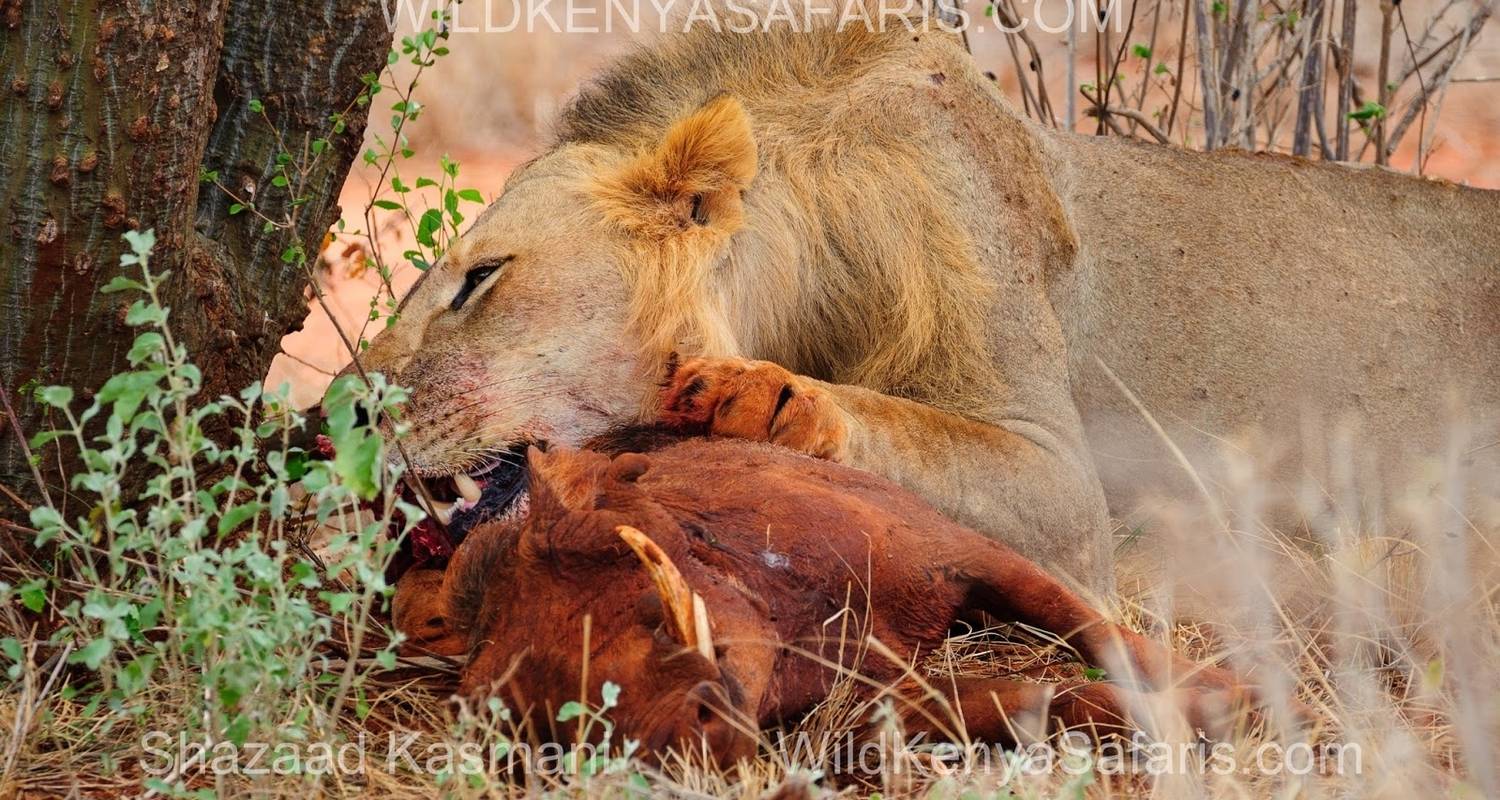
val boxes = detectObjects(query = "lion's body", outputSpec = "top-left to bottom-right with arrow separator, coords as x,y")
1054,135 -> 1500,520
354,21 -> 1500,595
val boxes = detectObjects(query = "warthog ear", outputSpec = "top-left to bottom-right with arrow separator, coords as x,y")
597,94 -> 758,238
523,446 -> 647,561
525,446 -> 609,523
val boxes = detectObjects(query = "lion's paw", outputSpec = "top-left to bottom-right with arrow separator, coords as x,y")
659,356 -> 849,461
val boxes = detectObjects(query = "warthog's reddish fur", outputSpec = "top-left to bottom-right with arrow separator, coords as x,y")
394,434 -> 1264,765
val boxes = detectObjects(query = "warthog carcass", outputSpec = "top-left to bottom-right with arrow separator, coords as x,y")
393,433 -> 1271,765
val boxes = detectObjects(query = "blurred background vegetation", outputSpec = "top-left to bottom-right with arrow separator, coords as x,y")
271,0 -> 1500,404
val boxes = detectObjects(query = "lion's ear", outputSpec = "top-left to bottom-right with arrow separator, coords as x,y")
599,95 -> 757,237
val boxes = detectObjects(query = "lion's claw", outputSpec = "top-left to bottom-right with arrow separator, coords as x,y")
659,357 -> 849,460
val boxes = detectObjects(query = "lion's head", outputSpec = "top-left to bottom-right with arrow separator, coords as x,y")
342,25 -> 1001,531
350,94 -> 758,523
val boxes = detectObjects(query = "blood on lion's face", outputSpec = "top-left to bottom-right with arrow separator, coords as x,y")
343,97 -> 760,538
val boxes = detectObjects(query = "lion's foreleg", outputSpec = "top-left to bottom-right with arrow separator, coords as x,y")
656,356 -> 1112,593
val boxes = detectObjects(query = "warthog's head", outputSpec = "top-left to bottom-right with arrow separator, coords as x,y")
436,439 -> 781,763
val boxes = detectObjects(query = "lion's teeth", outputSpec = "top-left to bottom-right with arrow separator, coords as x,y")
431,500 -> 454,525
454,473 -> 481,504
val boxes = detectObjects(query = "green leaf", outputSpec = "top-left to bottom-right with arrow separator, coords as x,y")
224,714 -> 252,747
127,332 -> 165,364
27,429 -> 67,451
134,598 -> 164,633
228,203 -> 246,216
1347,100 -> 1387,121
124,299 -> 165,327
1082,667 -> 1107,682
415,209 -> 443,248
0,638 -> 21,663
217,501 -> 265,538
1131,44 -> 1152,60
37,386 -> 72,408
285,451 -> 309,482
556,700 -> 585,722
69,638 -> 113,670
248,98 -> 264,114
333,433 -> 381,500
122,228 -> 156,258
319,591 -> 356,614
372,199 -> 402,211
99,275 -> 146,294
457,188 -> 484,204
19,580 -> 47,614
96,370 -> 161,422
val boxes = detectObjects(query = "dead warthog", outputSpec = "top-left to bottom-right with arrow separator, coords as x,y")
394,433 -> 1272,766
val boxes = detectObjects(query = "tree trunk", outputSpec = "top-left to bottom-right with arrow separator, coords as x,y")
0,1 -> 390,503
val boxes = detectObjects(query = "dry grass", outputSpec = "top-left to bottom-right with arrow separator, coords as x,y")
6,444 -> 1498,799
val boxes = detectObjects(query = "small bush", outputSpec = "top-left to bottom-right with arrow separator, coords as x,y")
1,229 -> 417,791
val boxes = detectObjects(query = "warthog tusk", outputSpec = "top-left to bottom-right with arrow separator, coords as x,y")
617,525 -> 714,663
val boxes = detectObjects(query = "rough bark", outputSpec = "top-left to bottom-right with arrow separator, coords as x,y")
0,1 -> 389,503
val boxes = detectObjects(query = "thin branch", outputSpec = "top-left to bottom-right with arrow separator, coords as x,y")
1294,0 -> 1328,157
1165,2 -> 1192,137
1335,0 -> 1358,160
1386,3 -> 1491,159
1086,103 -> 1172,144
1375,2 -> 1395,166
1394,2 -> 1432,173
0,376 -> 53,510
1192,0 -> 1222,149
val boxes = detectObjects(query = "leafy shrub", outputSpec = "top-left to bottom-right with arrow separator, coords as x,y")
1,229 -> 417,789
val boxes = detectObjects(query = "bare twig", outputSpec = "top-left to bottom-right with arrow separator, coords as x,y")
1394,3 -> 1433,173
1097,0 -> 1140,137
1084,99 -> 1172,143
1375,2 -> 1395,166
1386,3 -> 1492,161
0,376 -> 53,510
1066,0 -> 1078,129
1165,2 -> 1192,138
1128,0 -> 1165,136
1219,0 -> 1256,147
997,0 -> 1057,127
1335,0 -> 1358,160
1293,0 -> 1328,157
1193,0 -> 1222,148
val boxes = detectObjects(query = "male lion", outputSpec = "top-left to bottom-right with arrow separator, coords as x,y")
351,22 -> 1500,594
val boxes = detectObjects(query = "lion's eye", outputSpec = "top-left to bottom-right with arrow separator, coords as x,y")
450,257 -> 511,311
